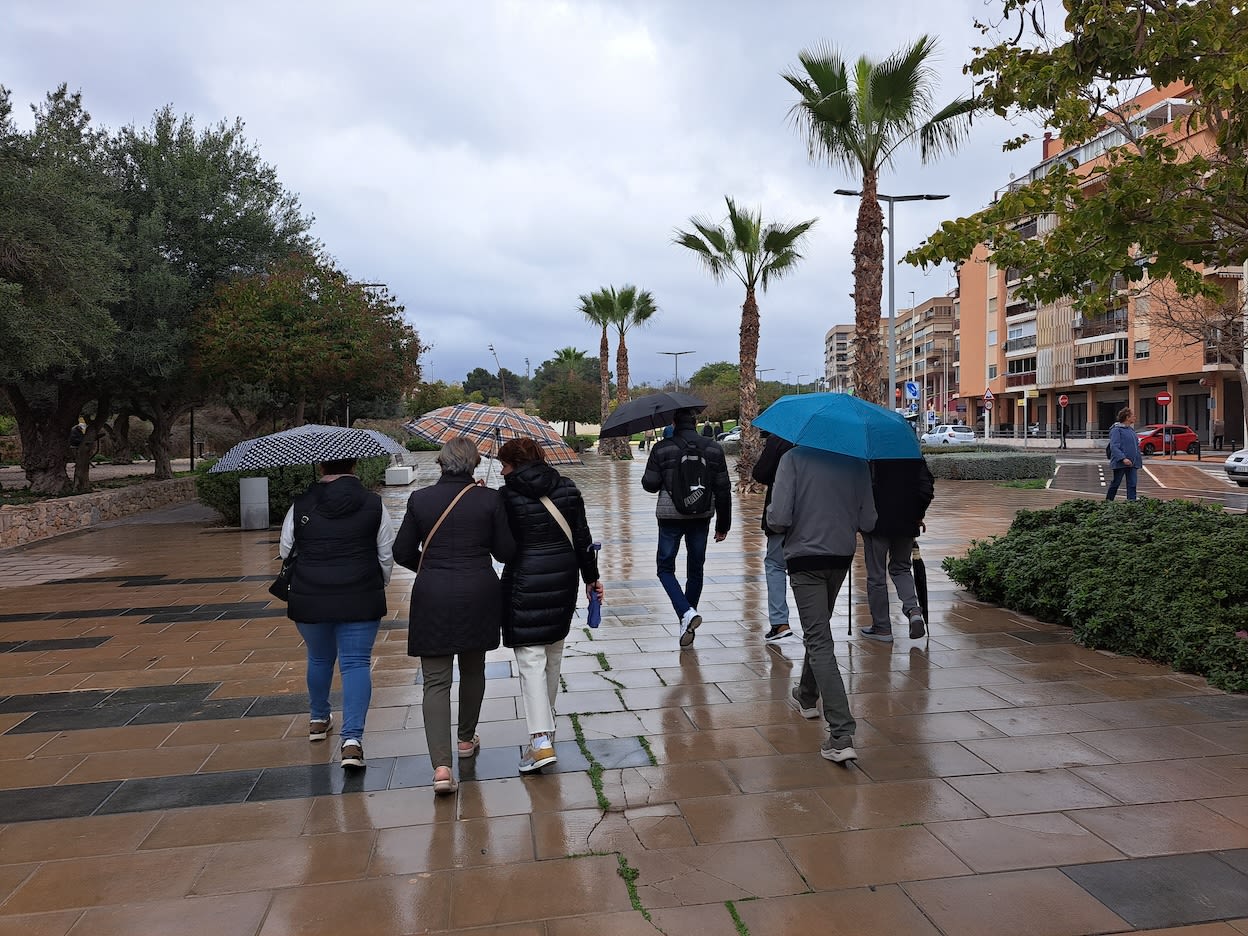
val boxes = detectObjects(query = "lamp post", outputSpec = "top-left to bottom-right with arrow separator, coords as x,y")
797,373 -> 810,394
834,189 -> 948,409
488,343 -> 507,404
659,350 -> 694,391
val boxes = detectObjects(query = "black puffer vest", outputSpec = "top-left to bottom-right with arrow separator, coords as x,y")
500,461 -> 598,647
287,476 -> 387,624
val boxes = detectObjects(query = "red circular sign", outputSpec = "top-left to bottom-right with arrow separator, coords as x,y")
983,400 -> 994,410
1157,392 -> 1172,406
1058,394 -> 1069,408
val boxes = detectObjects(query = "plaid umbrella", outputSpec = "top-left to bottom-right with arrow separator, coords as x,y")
405,403 -> 581,466
208,424 -> 405,473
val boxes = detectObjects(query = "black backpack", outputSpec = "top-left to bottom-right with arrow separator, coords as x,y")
671,439 -> 714,515
1106,441 -> 1112,460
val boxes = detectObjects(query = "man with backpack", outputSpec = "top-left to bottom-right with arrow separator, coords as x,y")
642,408 -> 732,647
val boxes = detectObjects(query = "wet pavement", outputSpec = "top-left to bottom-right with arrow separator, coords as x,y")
1,453 -> 1247,935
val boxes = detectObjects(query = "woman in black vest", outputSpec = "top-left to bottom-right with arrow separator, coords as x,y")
280,457 -> 394,771
394,437 -> 515,795
498,438 -> 602,774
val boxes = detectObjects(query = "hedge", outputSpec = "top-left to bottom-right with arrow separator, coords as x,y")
926,451 -> 1056,480
194,456 -> 390,526
943,498 -> 1248,692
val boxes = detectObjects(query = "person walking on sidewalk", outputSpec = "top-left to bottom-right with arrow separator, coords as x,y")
1105,408 -> 1141,502
751,431 -> 795,643
1213,417 -> 1226,451
767,446 -> 876,764
497,438 -> 603,775
280,457 -> 395,772
859,458 -> 935,643
394,437 -> 516,795
642,408 -> 732,648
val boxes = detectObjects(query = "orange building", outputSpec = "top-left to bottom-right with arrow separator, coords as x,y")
957,84 -> 1245,443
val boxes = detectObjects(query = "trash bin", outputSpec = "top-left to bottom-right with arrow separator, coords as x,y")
239,476 -> 270,530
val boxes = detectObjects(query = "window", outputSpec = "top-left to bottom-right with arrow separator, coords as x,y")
988,329 -> 998,346
1135,340 -> 1150,360
988,365 -> 998,379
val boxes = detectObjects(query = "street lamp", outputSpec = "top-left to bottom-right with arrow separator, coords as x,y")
659,351 -> 695,391
488,343 -> 507,404
834,189 -> 948,409
797,373 -> 810,393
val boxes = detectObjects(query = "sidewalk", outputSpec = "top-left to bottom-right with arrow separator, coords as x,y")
0,458 -> 1246,934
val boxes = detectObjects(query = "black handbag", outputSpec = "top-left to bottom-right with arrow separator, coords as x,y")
269,548 -> 297,601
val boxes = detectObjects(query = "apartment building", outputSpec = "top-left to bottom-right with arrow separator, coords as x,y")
896,295 -> 958,420
956,84 -> 1245,442
823,323 -> 854,393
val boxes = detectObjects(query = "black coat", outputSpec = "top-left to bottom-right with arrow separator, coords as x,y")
393,473 -> 516,657
286,476 -> 387,625
869,459 -> 936,538
751,434 -> 795,534
500,462 -> 599,648
641,425 -> 732,533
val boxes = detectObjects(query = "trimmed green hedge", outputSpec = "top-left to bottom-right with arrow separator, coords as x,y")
927,452 -> 1056,480
405,437 -> 440,452
194,456 -> 389,526
943,498 -> 1248,692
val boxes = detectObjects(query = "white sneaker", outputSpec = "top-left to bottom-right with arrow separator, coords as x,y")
679,608 -> 702,647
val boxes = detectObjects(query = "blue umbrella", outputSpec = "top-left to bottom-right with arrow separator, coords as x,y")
753,393 -> 920,460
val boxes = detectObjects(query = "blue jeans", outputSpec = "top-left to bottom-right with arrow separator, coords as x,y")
1105,466 -> 1138,501
656,520 -> 710,618
764,533 -> 790,629
296,619 -> 380,741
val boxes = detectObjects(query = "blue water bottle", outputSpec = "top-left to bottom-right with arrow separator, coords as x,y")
586,542 -> 602,628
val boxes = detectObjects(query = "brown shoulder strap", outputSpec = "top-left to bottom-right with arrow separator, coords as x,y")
539,495 -> 574,547
416,484 -> 474,577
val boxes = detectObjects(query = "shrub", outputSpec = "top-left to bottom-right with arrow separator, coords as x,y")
927,452 -> 1055,480
0,414 -> 15,435
194,455 -> 390,526
565,434 -> 595,453
406,437 -> 440,452
943,498 -> 1248,692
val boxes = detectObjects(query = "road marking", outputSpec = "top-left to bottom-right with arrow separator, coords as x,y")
1142,465 -> 1166,489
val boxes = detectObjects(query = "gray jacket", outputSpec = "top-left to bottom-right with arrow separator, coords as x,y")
766,447 -> 876,565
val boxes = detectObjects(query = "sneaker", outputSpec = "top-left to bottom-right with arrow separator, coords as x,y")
678,608 -> 702,648
519,735 -> 557,773
340,739 -> 365,770
859,626 -> 894,644
788,687 -> 820,719
764,625 -> 792,643
308,714 -> 332,742
908,610 -> 927,640
820,736 -> 858,764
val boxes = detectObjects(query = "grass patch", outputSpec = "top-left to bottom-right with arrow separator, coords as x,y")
616,854 -> 651,921
582,627 -> 595,640
637,734 -> 657,766
568,713 -> 611,811
726,900 -> 751,935
595,651 -> 611,672
559,674 -> 568,693
997,478 -> 1049,489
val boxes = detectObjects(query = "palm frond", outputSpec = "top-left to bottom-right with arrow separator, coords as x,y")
673,229 -> 730,282
761,218 -> 818,255
725,197 -> 761,255
759,249 -> 803,290
917,94 -> 979,162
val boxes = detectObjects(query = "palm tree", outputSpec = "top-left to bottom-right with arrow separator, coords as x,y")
605,285 -> 658,410
783,35 -> 975,405
576,290 -> 619,456
675,197 -> 816,485
553,346 -> 587,366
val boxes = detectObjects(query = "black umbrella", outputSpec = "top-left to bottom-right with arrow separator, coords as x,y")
599,392 -> 707,439
912,539 -> 930,623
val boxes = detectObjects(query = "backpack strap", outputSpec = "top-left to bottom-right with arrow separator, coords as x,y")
416,484 -> 474,577
539,495 -> 574,547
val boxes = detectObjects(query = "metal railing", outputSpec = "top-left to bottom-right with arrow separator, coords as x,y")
1005,371 -> 1037,387
1075,360 -> 1129,379
1004,335 -> 1037,353
1072,316 -> 1128,339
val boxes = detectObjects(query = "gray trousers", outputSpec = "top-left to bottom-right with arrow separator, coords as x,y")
421,652 -> 486,769
861,533 -> 920,629
790,568 -> 857,742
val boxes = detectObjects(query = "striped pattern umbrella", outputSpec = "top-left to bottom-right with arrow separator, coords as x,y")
405,403 -> 581,466
208,425 -> 405,473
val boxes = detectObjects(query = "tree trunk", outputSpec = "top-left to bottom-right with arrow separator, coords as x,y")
6,383 -> 90,495
737,286 -> 762,488
852,168 -> 886,405
148,406 -> 175,480
294,395 -> 307,426
596,325 -> 624,457
72,397 -> 112,493
109,408 -> 134,464
612,332 -> 633,460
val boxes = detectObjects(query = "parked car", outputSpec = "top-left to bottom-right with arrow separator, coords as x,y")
1136,423 -> 1200,456
717,427 -> 741,444
921,424 -> 977,445
1225,447 -> 1248,487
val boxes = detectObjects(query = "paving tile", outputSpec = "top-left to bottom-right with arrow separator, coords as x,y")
0,911 -> 82,936
1071,761 -> 1247,804
1,846 -> 215,913
617,761 -> 744,807
679,789 -> 845,844
1067,801 -> 1248,857
947,769 -> 1121,816
0,781 -> 121,824
301,787 -> 456,833
925,812 -> 1125,872
258,873 -> 452,936
864,711 -> 1006,745
193,830 -> 375,894
1062,853 -> 1248,928
607,906 -> 728,935
816,778 -> 985,829
0,811 -> 160,863
246,760 -> 396,801
446,855 -> 631,928
140,799 -> 313,849
98,769 -> 262,815
782,825 -> 971,889
59,744 -> 217,784
732,884 -> 944,935
5,706 -> 146,735
68,892 -> 272,936
457,773 -> 602,819
633,840 -> 808,905
959,734 -> 1119,771
368,814 -> 533,875
1203,796 -> 1248,828
721,752 -> 870,794
904,867 -> 1129,936
854,741 -> 996,782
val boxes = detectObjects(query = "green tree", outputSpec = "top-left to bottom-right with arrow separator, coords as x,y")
605,285 -> 658,411
463,367 -> 502,402
406,380 -> 466,416
538,371 -> 599,436
531,349 -> 599,398
784,36 -> 976,405
576,289 -> 619,455
904,0 -> 1248,409
689,361 -> 742,423
674,198 -> 816,484
0,85 -> 124,494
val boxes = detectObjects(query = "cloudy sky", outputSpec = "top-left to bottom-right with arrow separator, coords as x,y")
3,0 -> 1042,388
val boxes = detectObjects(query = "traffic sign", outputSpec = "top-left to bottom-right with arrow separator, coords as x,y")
904,381 -> 920,400
1157,391 -> 1172,407
983,387 -> 994,401
983,400 -> 993,411
908,401 -> 919,413
927,410 -> 937,425
1058,394 -> 1069,408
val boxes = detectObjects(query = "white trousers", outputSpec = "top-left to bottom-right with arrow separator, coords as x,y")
514,640 -> 564,736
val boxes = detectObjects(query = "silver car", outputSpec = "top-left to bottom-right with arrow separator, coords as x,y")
1225,448 -> 1248,487
922,424 -> 977,445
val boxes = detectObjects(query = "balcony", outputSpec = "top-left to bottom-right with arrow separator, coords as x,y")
1004,335 -> 1037,353
1075,360 -> 1129,380
1005,267 -> 1024,285
1072,313 -> 1128,339
1005,371 -> 1037,387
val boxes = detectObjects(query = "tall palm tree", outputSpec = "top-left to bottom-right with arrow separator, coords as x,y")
552,346 -> 587,367
675,197 -> 817,485
576,290 -> 620,456
606,285 -> 658,410
784,35 -> 975,405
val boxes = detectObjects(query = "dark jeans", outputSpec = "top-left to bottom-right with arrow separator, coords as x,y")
790,568 -> 857,742
656,520 -> 710,618
1105,466 -> 1138,501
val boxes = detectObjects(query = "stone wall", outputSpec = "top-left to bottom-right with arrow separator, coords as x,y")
0,479 -> 198,550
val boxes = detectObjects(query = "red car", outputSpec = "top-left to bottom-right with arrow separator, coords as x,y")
1136,423 -> 1200,455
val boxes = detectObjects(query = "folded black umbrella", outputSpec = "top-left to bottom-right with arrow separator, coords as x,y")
912,540 -> 929,622
599,392 -> 707,438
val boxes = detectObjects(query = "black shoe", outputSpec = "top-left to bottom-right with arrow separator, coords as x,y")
764,625 -> 792,643
908,611 -> 927,640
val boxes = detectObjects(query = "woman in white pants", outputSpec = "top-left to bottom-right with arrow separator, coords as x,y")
497,438 -> 603,773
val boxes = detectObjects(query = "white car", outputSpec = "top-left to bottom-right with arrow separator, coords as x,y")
922,424 -> 977,446
1225,448 -> 1248,487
